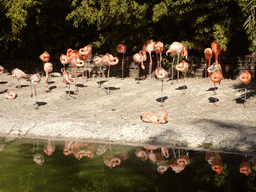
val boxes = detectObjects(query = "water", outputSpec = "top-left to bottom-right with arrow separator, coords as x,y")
0,137 -> 256,192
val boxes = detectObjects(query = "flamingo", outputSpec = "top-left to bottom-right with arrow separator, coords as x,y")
116,42 -> 127,79
101,53 -> 119,94
93,56 -> 106,88
211,40 -> 221,64
211,40 -> 224,77
204,48 -> 213,77
103,156 -> 121,169
133,50 -> 146,83
43,139 -> 56,156
0,66 -> 4,74
166,42 -> 188,83
155,67 -> 168,106
176,60 -> 189,94
60,54 -> 70,66
240,161 -> 251,176
6,89 -> 17,100
207,62 -> 222,74
71,57 -> 85,91
30,73 -> 41,105
61,68 -> 76,99
44,62 -> 53,89
155,41 -> 164,68
39,51 -> 50,62
79,45 -> 92,80
141,109 -> 168,124
12,68 -> 27,88
239,70 -> 251,107
210,70 -> 222,107
74,149 -> 94,160
143,39 -> 155,79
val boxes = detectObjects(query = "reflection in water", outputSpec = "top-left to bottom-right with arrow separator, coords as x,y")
1,137 -> 256,191
43,139 -> 55,156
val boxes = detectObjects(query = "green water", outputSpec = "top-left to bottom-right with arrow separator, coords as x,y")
0,137 -> 255,192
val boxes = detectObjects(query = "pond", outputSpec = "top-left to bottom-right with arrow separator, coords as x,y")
0,136 -> 256,192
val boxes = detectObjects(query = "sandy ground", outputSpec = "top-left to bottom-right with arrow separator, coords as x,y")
0,71 -> 256,154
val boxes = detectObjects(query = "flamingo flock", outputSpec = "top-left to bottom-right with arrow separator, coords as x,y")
0,40 -> 254,113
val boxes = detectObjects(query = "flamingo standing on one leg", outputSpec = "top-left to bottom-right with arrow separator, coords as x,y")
239,70 -> 251,107
133,50 -> 146,83
101,53 -> 119,94
155,41 -> 164,68
176,60 -> 189,94
12,68 -> 27,88
210,70 -> 223,107
117,42 -> 127,79
155,67 -> 168,106
30,73 -> 41,106
44,62 -> 53,90
143,40 -> 155,79
166,42 -> 188,83
141,109 -> 168,124
79,45 -> 92,80
61,68 -> 76,99
204,48 -> 213,78
93,56 -> 106,88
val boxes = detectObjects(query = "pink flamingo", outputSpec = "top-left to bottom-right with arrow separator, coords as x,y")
166,42 -> 188,83
30,73 -> 41,105
6,89 -> 17,100
39,51 -> 50,62
175,60 -> 189,94
61,68 -> 76,99
155,41 -> 164,68
101,53 -> 119,94
143,40 -> 155,79
79,45 -> 92,80
239,70 -> 251,107
155,67 -> 168,106
135,148 -> 148,161
204,48 -> 213,77
60,54 -> 70,66
12,68 -> 27,88
211,40 -> 224,78
141,109 -> 168,124
93,56 -> 106,87
44,62 -> 53,89
117,42 -> 127,79
133,50 -> 147,83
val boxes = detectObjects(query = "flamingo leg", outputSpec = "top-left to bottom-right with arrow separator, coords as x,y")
182,72 -> 186,94
30,83 -> 33,98
160,53 -> 162,68
122,53 -> 124,80
244,84 -> 248,108
177,54 -> 180,83
214,83 -> 219,107
171,57 -> 175,84
160,80 -> 163,107
137,63 -> 140,84
18,79 -> 21,89
107,65 -> 110,95
148,52 -> 152,79
34,85 -> 38,108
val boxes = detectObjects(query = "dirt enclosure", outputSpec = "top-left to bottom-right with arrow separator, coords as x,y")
0,69 -> 256,154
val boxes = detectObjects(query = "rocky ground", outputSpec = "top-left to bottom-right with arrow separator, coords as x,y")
0,71 -> 256,154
